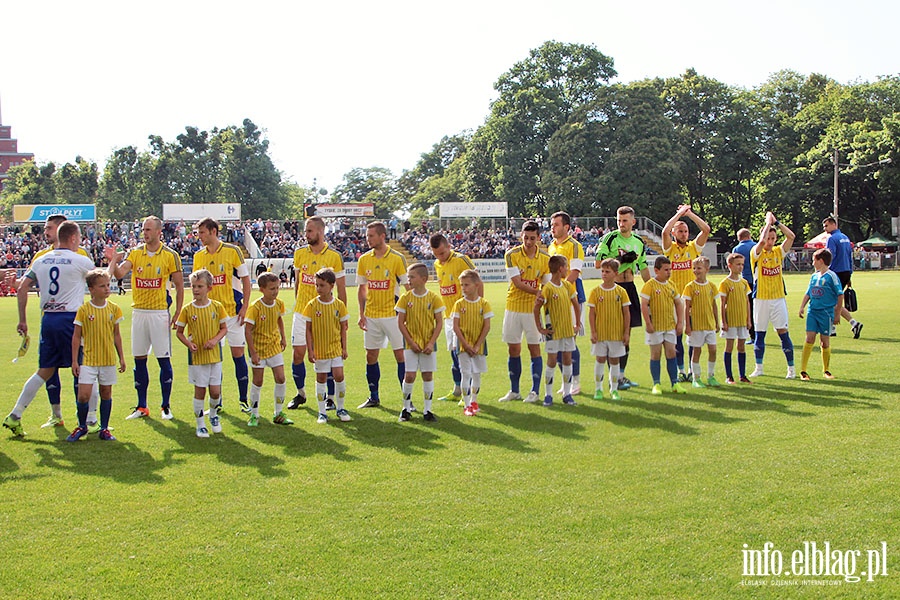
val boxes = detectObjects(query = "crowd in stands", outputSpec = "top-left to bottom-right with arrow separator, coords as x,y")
399,221 -> 613,261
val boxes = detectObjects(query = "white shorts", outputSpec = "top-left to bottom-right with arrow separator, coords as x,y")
458,352 -> 488,375
221,315 -> 246,347
291,312 -> 307,346
251,353 -> 285,369
502,311 -> 543,345
443,318 -> 458,352
591,340 -> 627,358
404,349 -> 437,373
645,330 -> 677,346
688,330 -> 717,347
722,326 -> 750,341
364,316 -> 404,350
314,356 -> 344,374
754,298 -> 789,331
78,365 -> 118,386
545,337 -> 576,354
188,363 -> 223,387
132,309 -> 172,357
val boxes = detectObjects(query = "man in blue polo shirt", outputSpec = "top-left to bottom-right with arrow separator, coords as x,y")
823,217 -> 863,338
732,228 -> 756,340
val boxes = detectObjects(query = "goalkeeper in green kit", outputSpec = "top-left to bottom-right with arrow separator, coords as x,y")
597,206 -> 651,389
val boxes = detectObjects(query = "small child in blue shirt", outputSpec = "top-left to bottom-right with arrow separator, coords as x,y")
797,248 -> 843,381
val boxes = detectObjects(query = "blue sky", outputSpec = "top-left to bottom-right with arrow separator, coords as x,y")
3,0 -> 898,193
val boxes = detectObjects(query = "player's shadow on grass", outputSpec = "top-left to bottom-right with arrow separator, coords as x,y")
679,390 -> 815,417
234,408 -> 359,463
31,438 -> 167,484
335,412 -> 447,456
433,414 -> 538,453
477,404 -> 589,441
619,398 -> 747,425
561,402 -> 700,436
146,418 -> 289,478
690,384 -> 880,411
807,378 -> 897,397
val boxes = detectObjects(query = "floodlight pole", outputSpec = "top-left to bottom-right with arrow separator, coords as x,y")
833,149 -> 840,221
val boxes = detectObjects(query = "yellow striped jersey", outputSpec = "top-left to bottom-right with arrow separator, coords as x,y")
74,300 -> 124,367
451,297 -> 493,355
548,235 -> 585,272
357,248 -> 408,319
292,244 -> 345,313
682,280 -> 718,331
586,283 -> 631,342
664,241 -> 703,299
751,246 -> 786,300
193,241 -> 250,317
301,297 -> 349,360
395,289 -> 445,350
177,300 -> 226,365
504,245 -> 551,313
124,244 -> 182,310
32,245 -> 91,262
245,297 -> 286,360
538,280 -> 577,338
434,250 -> 475,312
640,278 -> 679,332
718,276 -> 751,328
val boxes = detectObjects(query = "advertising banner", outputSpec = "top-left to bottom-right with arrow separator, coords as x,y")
163,203 -> 242,222
14,204 -> 96,222
439,202 -> 508,218
314,204 -> 375,218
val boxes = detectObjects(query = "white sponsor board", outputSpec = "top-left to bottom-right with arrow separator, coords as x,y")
314,203 -> 375,218
439,202 -> 508,218
163,203 -> 242,222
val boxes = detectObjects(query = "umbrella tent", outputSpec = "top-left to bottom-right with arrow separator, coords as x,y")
803,232 -> 830,249
857,233 -> 898,249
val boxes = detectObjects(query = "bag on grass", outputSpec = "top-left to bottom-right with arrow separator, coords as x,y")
844,285 -> 858,312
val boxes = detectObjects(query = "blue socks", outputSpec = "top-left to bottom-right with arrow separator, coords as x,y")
666,357 -> 678,385
737,352 -> 747,378
779,331 -> 794,366
530,356 -> 543,394
397,361 -> 406,388
100,399 -> 112,430
572,346 -> 580,378
327,371 -> 335,398
133,358 -> 150,409
233,355 -> 249,401
366,363 -> 380,400
650,359 -> 661,384
508,356 -> 522,394
451,350 -> 462,386
675,335 -> 685,371
77,401 -> 89,428
754,331 -> 767,365
46,371 -> 62,406
158,358 -> 173,408
292,361 -> 306,392
724,352 -> 733,381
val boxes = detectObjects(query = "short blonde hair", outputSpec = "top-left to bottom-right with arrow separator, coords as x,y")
190,269 -> 214,287
692,256 -> 710,268
86,268 -> 110,289
408,263 -> 429,280
459,269 -> 481,284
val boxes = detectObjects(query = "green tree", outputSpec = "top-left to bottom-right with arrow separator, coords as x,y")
482,40 -> 617,215
0,161 -> 56,217
330,167 -> 398,219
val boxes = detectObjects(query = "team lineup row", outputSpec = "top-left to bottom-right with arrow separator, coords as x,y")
2,207 -> 856,441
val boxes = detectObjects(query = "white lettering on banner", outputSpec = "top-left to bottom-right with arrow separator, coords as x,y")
439,202 -> 508,218
314,204 -> 375,218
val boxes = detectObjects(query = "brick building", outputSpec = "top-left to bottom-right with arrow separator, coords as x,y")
0,102 -> 35,190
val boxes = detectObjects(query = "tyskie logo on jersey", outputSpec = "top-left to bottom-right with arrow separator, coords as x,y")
672,260 -> 692,271
368,280 -> 390,290
301,272 -> 316,285
135,278 -> 162,289
440,284 -> 458,296
212,273 -> 227,286
762,266 -> 781,277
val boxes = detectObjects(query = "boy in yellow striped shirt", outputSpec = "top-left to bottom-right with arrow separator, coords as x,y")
395,263 -> 445,422
302,268 -> 351,424
587,259 -> 631,401
640,257 -> 688,395
719,253 -> 753,384
533,255 -> 580,407
176,270 -> 228,438
682,256 -> 721,388
245,273 -> 292,427
68,270 -> 126,442
452,270 -> 493,417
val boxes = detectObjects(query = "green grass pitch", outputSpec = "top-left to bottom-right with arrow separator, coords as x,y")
0,271 -> 897,598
